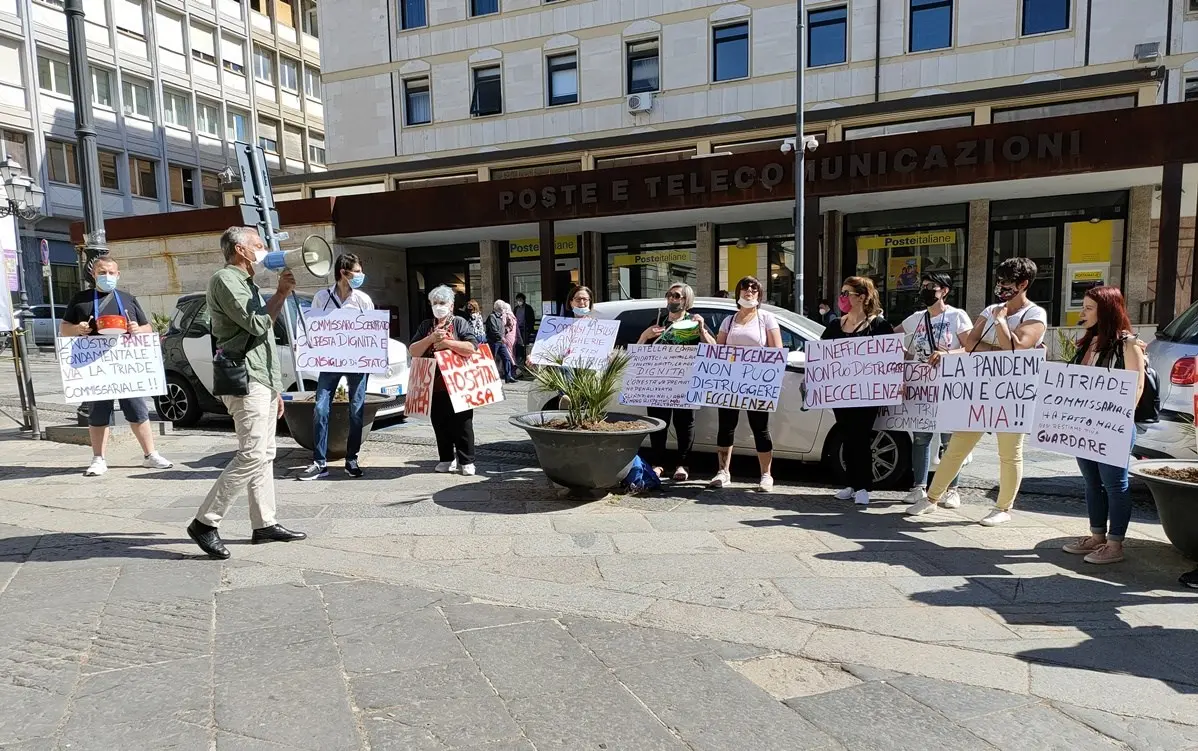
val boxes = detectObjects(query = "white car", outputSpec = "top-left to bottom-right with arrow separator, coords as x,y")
154,292 -> 409,426
526,297 -> 912,488
25,304 -> 69,347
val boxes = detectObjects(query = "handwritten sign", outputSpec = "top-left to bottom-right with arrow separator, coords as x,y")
874,361 -> 939,432
405,357 -> 436,418
685,344 -> 787,412
804,334 -> 905,409
619,345 -> 698,409
530,316 -> 620,369
936,350 -> 1045,433
436,343 -> 504,413
296,309 -> 390,374
57,334 -> 166,404
1032,362 -> 1138,466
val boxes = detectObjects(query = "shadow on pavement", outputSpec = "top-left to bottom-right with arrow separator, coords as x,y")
0,531 -> 193,563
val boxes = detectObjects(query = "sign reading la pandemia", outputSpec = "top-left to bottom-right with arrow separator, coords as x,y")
295,309 -> 390,374
685,344 -> 787,412
803,335 -> 905,409
935,350 -> 1044,433
57,333 -> 167,404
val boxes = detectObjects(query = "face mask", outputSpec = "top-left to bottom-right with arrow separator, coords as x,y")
431,304 -> 451,319
572,306 -> 590,316
994,284 -> 1018,302
515,301 -> 523,308
738,297 -> 758,309
837,296 -> 853,314
818,307 -> 828,315
95,274 -> 118,293
349,273 -> 365,289
666,301 -> 683,313
919,288 -> 940,306
244,246 -> 268,269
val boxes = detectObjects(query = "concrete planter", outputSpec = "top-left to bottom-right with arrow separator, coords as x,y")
1129,460 -> 1198,560
282,392 -> 390,461
510,410 -> 666,499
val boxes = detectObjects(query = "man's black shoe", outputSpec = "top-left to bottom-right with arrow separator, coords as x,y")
187,519 -> 230,560
344,460 -> 363,478
251,524 -> 308,544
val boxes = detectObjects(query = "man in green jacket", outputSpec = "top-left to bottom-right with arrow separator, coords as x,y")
187,226 -> 307,559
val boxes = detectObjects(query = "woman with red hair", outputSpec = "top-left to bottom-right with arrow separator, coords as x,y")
1062,286 -> 1146,565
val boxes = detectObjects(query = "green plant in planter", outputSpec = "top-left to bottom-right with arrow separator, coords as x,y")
151,312 -> 171,335
532,352 -> 631,429
1055,329 -> 1079,363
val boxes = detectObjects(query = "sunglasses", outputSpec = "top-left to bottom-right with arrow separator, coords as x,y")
666,292 -> 684,300
838,291 -> 856,298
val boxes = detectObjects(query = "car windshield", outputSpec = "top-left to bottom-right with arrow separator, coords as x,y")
1158,300 -> 1198,344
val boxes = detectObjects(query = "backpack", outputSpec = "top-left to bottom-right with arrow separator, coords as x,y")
620,455 -> 661,494
1072,336 -> 1160,423
484,312 -> 503,343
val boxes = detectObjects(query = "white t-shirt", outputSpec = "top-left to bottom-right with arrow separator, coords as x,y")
978,302 -> 1047,348
311,287 -> 375,312
900,306 -> 973,362
719,309 -> 780,347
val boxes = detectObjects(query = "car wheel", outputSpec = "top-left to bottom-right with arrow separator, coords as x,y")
825,427 -> 911,490
155,374 -> 202,427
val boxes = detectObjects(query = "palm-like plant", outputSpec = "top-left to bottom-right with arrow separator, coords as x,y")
532,352 -> 631,429
1056,329 -> 1079,363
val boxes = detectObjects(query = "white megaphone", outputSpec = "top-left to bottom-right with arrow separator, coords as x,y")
260,234 -> 333,278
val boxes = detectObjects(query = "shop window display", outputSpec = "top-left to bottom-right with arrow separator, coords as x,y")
604,229 -> 697,301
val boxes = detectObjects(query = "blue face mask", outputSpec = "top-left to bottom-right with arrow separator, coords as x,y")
572,306 -> 590,317
96,274 -> 118,293
349,272 -> 365,289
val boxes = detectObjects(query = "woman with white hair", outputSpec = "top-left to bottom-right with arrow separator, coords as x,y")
489,300 -> 519,384
409,285 -> 480,475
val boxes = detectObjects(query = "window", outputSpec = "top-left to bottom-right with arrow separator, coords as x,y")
197,101 -> 220,136
910,0 -> 952,51
129,156 -> 157,198
201,171 -> 222,207
99,150 -> 119,190
116,0 -> 145,37
808,6 -> 848,66
627,39 -> 659,94
169,165 -> 195,205
400,0 -> 426,29
301,0 -> 319,36
156,11 -> 185,67
1191,0 -> 1198,11
712,23 -> 749,82
163,90 -> 192,129
471,0 -> 497,16
190,23 -> 217,64
279,56 -> 299,92
469,66 -> 502,116
122,78 -> 152,117
276,0 -> 295,27
253,46 -> 274,83
227,109 -> 248,141
90,68 -> 113,107
258,118 -> 278,152
308,131 -> 325,164
221,34 -> 245,74
37,56 -> 71,96
46,140 -> 79,184
1187,78 -> 1198,102
303,66 -> 320,99
1,131 -> 29,174
844,114 -> 972,140
1022,0 -> 1069,35
404,78 -> 431,125
283,124 -> 303,160
992,95 -> 1134,123
547,52 -> 578,106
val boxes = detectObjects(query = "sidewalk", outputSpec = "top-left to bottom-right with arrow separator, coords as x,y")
1,425 -> 1195,750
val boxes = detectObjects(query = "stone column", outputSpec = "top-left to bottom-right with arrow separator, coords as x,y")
966,200 -> 990,313
696,222 -> 715,296
823,210 -> 842,300
1125,185 -> 1154,325
479,240 -> 501,309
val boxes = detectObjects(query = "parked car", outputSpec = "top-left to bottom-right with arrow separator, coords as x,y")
154,293 -> 409,427
1134,299 -> 1198,460
526,297 -> 912,488
25,304 -> 69,346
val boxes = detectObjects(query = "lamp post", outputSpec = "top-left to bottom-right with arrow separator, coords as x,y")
0,156 -> 47,438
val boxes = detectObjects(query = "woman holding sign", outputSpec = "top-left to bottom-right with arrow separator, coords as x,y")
1061,286 -> 1146,564
910,257 -> 1047,526
708,276 -> 783,492
637,283 -> 716,481
822,276 -> 895,506
410,285 -> 481,476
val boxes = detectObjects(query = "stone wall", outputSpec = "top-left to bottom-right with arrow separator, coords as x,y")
1147,216 -> 1198,321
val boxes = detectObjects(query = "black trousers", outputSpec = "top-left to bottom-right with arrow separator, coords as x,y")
431,389 -> 475,464
833,406 -> 881,491
646,407 -> 696,468
716,408 -> 773,453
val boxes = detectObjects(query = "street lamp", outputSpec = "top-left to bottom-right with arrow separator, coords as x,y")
0,156 -> 46,439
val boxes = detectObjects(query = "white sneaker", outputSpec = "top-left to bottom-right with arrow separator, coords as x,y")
903,487 -> 928,503
708,471 -> 731,489
435,460 -> 459,473
671,467 -> 689,482
906,498 -> 937,516
84,456 -> 107,477
459,463 -> 476,476
940,489 -> 962,509
142,452 -> 173,470
853,489 -> 870,506
979,509 -> 1012,527
834,487 -> 854,500
758,474 -> 774,492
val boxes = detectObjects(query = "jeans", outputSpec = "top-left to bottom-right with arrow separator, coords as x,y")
833,407 -> 881,492
912,432 -> 959,489
493,341 -> 514,381
313,371 -> 367,465
431,388 -> 475,464
196,381 -> 278,529
716,408 -> 772,453
930,432 -> 1025,510
647,407 -> 696,469
1076,458 -> 1132,541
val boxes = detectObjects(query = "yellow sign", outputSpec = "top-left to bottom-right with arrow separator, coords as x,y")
509,236 -> 578,258
1067,221 -> 1113,263
857,230 -> 959,251
613,250 -> 692,267
887,256 -> 922,291
726,243 -> 757,288
1072,270 -> 1104,282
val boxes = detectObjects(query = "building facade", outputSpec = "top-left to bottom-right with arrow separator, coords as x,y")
0,0 -> 327,305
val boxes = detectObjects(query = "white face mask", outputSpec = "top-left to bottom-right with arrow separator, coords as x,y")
738,297 -> 759,309
431,304 -> 451,320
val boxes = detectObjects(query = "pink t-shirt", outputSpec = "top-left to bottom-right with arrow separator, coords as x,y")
719,310 -> 780,347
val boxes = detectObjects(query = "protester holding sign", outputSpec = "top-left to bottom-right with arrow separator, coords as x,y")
297,253 -> 375,481
821,276 -> 895,506
1059,286 -> 1146,565
893,271 -> 973,508
708,276 -> 783,492
911,257 -> 1048,526
635,283 -> 715,481
59,256 -> 172,477
409,285 -> 480,475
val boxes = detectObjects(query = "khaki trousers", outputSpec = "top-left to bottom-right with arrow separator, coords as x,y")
928,431 -> 1025,511
195,381 -> 278,529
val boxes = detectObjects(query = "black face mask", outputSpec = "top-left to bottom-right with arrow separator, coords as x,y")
994,284 -> 1019,302
919,289 -> 940,306
666,301 -> 683,313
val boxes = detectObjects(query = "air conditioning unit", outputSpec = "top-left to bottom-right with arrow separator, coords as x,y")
627,93 -> 654,113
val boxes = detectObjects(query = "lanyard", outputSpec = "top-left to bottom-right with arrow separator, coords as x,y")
94,290 -> 126,323
323,287 -> 342,310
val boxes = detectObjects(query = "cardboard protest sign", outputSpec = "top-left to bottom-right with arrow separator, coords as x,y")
405,357 -> 437,418
436,343 -> 505,413
296,309 -> 390,374
529,316 -> 620,369
1031,361 -> 1138,466
874,361 -> 939,433
619,344 -> 698,409
804,334 -> 905,410
685,344 -> 787,412
935,350 -> 1044,433
57,333 -> 166,404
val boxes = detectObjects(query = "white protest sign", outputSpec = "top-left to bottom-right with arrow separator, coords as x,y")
57,333 -> 166,404
436,343 -> 504,413
405,357 -> 436,419
874,361 -> 939,433
685,344 -> 787,412
529,316 -> 620,370
935,350 -> 1044,434
619,344 -> 698,410
803,334 -> 905,410
1032,361 -> 1138,466
295,309 -> 390,374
